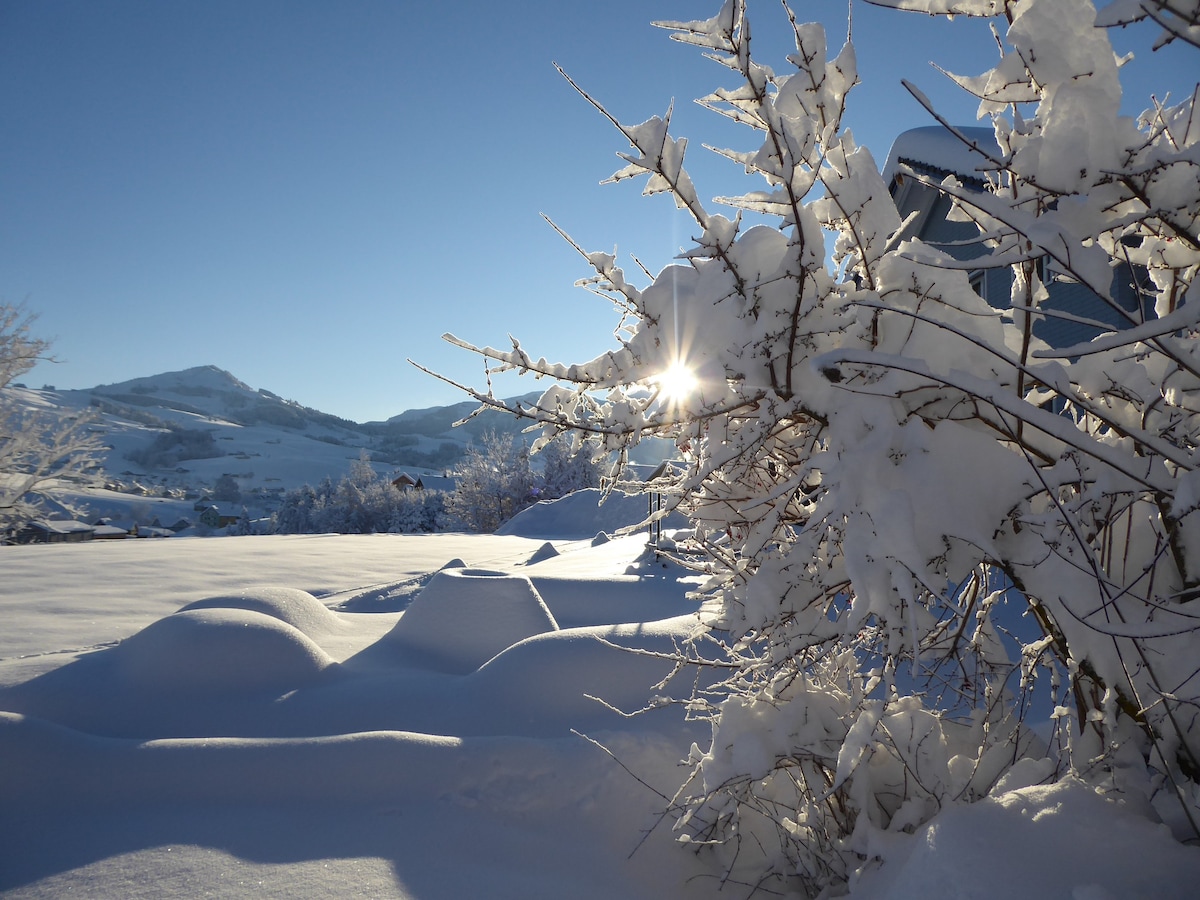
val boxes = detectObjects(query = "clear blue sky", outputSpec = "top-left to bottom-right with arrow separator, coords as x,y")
3,1 -> 1192,422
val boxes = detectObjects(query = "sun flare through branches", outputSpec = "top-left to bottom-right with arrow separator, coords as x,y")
653,359 -> 699,409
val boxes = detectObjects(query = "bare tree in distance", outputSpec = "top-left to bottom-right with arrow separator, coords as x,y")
1,304 -> 104,537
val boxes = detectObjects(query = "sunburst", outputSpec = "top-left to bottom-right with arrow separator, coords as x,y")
655,360 -> 698,406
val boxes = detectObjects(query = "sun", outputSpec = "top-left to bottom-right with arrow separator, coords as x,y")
655,360 -> 699,405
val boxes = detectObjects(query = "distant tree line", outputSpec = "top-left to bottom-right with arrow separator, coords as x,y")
127,426 -> 221,468
269,467 -> 447,535
269,432 -> 603,535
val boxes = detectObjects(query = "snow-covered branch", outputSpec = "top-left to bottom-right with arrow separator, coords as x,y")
420,0 -> 1200,890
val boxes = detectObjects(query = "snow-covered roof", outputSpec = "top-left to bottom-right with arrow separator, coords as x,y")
882,125 -> 999,187
27,519 -> 94,535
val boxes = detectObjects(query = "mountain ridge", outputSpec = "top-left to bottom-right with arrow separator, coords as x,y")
7,365 -> 544,525
8,364 -> 674,533
78,365 -> 368,433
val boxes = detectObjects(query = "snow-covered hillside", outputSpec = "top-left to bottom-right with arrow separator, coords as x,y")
6,366 -> 684,537
6,365 -> 545,528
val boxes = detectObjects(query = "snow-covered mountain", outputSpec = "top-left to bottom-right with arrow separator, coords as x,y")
9,365 -> 537,526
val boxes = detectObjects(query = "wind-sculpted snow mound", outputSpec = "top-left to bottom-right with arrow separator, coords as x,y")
527,541 -> 560,564
114,608 -> 336,694
179,587 -> 344,639
497,488 -> 684,539
851,778 -> 1200,900
385,569 -> 560,673
463,617 -> 718,729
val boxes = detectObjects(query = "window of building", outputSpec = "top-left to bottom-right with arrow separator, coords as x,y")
970,270 -> 986,297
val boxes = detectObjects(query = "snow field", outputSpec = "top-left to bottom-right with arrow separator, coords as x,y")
0,529 -> 735,897
1,519 -> 1198,897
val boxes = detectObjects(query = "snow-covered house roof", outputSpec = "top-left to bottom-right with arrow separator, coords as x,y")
884,126 -> 1000,261
881,125 -> 998,189
92,523 -> 130,539
881,125 -> 1148,349
13,519 -> 96,543
134,523 -> 175,538
37,519 -> 94,536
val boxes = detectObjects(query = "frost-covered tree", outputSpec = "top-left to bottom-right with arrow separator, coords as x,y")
270,454 -> 451,535
538,433 -> 605,498
445,431 -> 536,532
384,486 -> 439,534
272,480 -> 323,534
0,305 -> 103,536
429,0 -> 1199,892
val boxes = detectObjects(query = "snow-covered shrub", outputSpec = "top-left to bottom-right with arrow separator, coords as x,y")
431,0 -> 1199,892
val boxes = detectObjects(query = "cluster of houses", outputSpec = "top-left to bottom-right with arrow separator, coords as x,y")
8,497 -> 244,544
11,517 -> 185,543
10,473 -> 442,545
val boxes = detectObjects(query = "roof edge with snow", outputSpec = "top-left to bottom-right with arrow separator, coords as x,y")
881,125 -> 999,188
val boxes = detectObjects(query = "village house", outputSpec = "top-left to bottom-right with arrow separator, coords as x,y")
91,517 -> 130,540
12,519 -> 97,544
197,504 -> 242,529
391,473 -> 425,492
883,126 -> 1150,350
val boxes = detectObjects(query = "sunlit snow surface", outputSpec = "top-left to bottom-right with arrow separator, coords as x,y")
2,498 -> 1199,897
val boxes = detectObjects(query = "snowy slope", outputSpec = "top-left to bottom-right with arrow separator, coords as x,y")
497,486 -> 688,540
0,532 -> 725,898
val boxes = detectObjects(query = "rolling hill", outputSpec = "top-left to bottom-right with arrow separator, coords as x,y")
8,366 -> 539,528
